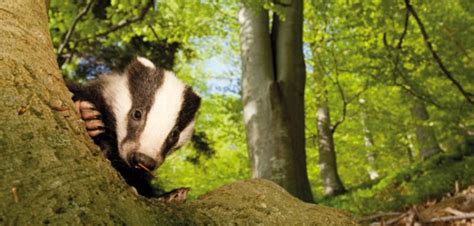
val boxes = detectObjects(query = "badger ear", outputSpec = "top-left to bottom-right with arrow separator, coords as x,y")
136,56 -> 156,69
126,56 -> 158,78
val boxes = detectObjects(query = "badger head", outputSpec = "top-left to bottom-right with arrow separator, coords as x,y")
101,57 -> 201,172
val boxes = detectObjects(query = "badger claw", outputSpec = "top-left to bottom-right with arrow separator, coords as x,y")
74,100 -> 104,137
158,187 -> 191,204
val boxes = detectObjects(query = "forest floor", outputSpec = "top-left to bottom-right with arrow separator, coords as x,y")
318,147 -> 474,225
360,184 -> 474,225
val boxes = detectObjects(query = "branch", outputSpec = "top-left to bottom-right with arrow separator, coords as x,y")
57,0 -> 95,62
332,80 -> 369,134
77,0 -> 154,42
442,26 -> 473,63
331,76 -> 346,134
397,7 -> 409,49
326,43 -> 346,134
382,20 -> 448,109
423,213 -> 474,223
396,79 -> 445,109
327,44 -> 368,134
148,24 -> 160,41
404,0 -> 473,104
359,212 -> 402,222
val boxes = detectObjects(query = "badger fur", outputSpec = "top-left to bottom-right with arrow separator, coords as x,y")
67,57 -> 201,197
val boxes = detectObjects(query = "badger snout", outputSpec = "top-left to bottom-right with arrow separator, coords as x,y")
128,152 -> 157,171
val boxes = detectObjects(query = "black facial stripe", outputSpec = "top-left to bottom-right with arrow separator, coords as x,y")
121,58 -> 164,146
162,87 -> 201,156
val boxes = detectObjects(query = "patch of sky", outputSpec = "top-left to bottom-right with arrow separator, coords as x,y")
188,36 -> 241,97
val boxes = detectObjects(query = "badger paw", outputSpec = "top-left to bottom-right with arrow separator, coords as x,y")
74,100 -> 104,137
158,187 -> 191,204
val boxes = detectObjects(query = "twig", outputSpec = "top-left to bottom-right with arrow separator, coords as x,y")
57,0 -> 95,60
423,213 -> 474,223
11,187 -> 18,203
148,24 -> 160,41
444,207 -> 468,217
327,43 -> 347,134
404,0 -> 473,104
442,26 -> 473,63
382,23 -> 448,109
359,212 -> 402,222
136,163 -> 155,178
331,78 -> 368,134
397,81 -> 445,109
395,68 -> 447,109
386,212 -> 410,225
327,44 -> 369,134
77,0 -> 154,42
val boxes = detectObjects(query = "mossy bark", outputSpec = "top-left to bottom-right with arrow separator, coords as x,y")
0,1 -> 180,224
0,0 -> 357,224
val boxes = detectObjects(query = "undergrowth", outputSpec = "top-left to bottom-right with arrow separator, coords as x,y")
320,146 -> 474,216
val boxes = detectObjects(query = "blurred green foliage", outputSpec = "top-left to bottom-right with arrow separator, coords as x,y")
49,0 -> 473,213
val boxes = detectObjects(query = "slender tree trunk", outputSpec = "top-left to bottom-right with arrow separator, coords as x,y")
360,105 -> 379,180
307,42 -> 346,196
314,75 -> 346,196
316,105 -> 347,196
238,0 -> 313,202
406,135 -> 415,163
410,99 -> 442,160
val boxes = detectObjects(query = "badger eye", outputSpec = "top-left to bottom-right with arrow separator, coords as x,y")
168,128 -> 180,143
132,110 -> 142,120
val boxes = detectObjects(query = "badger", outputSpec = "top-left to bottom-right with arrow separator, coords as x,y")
67,57 -> 201,198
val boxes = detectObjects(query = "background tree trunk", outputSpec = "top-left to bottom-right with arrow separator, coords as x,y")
405,135 -> 415,163
239,0 -> 313,202
314,77 -> 346,196
316,105 -> 347,196
360,106 -> 379,180
410,99 -> 442,160
308,42 -> 346,196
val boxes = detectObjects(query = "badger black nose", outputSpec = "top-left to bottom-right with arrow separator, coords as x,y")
128,152 -> 157,171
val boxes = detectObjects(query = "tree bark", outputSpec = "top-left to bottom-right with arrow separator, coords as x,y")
307,42 -> 346,196
0,0 -> 179,224
238,0 -> 313,202
314,77 -> 346,196
410,99 -> 442,160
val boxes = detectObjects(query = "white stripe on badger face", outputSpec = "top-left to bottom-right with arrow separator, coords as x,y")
138,70 -> 186,158
100,74 -> 133,160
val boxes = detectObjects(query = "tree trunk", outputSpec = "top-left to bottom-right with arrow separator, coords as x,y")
360,105 -> 379,180
314,82 -> 346,196
0,1 -> 359,224
406,135 -> 415,163
308,42 -> 346,196
316,105 -> 347,196
410,99 -> 442,160
238,0 -> 313,202
0,0 -> 180,224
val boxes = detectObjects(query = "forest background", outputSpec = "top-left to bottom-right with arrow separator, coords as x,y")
49,0 -> 473,216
